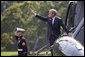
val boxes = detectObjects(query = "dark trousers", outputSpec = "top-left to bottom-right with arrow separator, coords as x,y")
49,34 -> 59,46
49,34 -> 59,56
18,51 -> 27,56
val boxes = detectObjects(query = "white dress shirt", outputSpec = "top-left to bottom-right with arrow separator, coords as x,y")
52,17 -> 56,24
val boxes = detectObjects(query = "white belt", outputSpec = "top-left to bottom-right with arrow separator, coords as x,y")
18,49 -> 23,51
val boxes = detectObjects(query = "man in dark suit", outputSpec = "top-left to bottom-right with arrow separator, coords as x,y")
31,9 -> 72,47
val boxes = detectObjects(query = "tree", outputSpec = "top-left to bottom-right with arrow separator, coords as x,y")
1,1 -> 69,51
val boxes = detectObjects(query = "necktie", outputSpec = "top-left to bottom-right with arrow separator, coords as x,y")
51,18 -> 53,24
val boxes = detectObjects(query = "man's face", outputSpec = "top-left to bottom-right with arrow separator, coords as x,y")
48,11 -> 54,18
16,31 -> 23,37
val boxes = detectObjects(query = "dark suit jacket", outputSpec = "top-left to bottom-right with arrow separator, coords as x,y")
35,14 -> 69,39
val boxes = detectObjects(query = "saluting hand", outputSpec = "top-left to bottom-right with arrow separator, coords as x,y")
15,32 -> 19,36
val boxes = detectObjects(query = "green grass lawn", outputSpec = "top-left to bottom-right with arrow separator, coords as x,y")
1,51 -> 51,56
1,51 -> 18,56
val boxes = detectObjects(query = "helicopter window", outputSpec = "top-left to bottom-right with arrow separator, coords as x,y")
67,2 -> 77,30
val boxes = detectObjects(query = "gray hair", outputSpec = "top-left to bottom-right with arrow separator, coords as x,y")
49,9 -> 57,16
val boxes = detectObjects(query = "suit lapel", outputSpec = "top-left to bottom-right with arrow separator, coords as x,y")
48,17 -> 51,24
48,17 -> 57,25
53,17 -> 56,25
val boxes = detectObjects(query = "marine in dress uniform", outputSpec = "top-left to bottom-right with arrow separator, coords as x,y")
15,28 -> 28,56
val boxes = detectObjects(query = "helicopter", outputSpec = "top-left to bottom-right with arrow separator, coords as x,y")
53,1 -> 84,56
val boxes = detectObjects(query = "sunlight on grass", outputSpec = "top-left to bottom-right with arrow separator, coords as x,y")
1,51 -> 51,56
1,51 -> 18,56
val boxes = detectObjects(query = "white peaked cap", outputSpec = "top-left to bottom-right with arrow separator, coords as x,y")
17,27 -> 25,32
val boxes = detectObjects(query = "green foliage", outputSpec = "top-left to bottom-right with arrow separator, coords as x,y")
1,1 -> 69,51
1,33 -> 10,51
